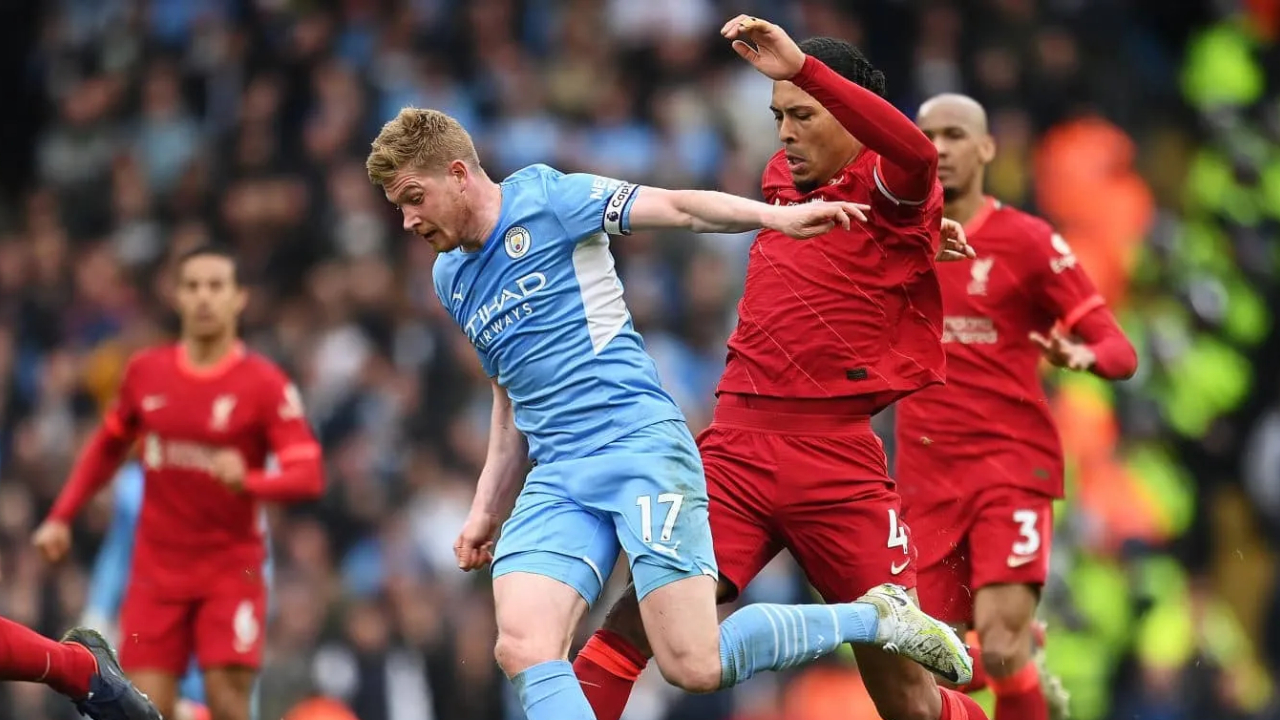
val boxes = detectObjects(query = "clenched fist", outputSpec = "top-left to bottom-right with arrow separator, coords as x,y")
33,519 -> 72,564
455,511 -> 501,571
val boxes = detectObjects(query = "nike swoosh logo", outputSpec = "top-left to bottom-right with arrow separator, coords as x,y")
890,559 -> 911,575
1007,554 -> 1039,568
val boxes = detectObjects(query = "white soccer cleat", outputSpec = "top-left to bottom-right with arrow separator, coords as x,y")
857,583 -> 974,685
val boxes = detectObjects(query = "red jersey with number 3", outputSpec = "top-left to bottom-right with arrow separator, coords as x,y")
894,197 -> 1105,499
105,343 -> 320,593
716,148 -> 946,409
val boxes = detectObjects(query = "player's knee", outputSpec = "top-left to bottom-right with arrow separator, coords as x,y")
977,622 -> 1033,677
655,651 -> 722,694
494,630 -> 563,679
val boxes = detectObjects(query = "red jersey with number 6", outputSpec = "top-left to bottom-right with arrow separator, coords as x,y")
716,148 -> 946,409
894,197 -> 1105,499
49,343 -> 323,594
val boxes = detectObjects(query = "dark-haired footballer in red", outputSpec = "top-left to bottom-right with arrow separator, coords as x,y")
35,247 -> 324,720
573,16 -> 991,720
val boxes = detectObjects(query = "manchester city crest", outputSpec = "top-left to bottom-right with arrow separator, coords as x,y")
504,226 -> 531,259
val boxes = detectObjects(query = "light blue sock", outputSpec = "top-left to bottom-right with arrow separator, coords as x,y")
718,603 -> 880,688
511,660 -> 596,720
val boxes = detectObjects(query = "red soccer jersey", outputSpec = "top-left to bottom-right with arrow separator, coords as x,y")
895,197 -> 1105,499
53,343 -> 322,592
716,148 -> 946,409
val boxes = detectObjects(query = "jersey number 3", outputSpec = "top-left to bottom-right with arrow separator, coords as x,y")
637,493 -> 684,543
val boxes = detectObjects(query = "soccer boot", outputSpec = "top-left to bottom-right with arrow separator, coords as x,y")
1031,621 -> 1071,720
61,627 -> 164,720
857,583 -> 974,684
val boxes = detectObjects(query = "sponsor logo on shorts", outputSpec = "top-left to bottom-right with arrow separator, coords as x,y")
650,541 -> 682,561
890,558 -> 911,575
1006,554 -> 1039,568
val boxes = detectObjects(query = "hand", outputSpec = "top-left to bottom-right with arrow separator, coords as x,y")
721,15 -> 806,81
765,201 -> 870,239
455,510 -> 501,571
1030,330 -> 1097,371
937,218 -> 976,262
33,519 -> 72,564
210,449 -> 248,492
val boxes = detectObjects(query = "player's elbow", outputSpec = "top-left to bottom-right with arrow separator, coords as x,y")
298,463 -> 327,500
1115,344 -> 1139,380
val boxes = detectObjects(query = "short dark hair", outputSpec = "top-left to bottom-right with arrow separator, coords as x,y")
178,245 -> 240,284
798,37 -> 886,98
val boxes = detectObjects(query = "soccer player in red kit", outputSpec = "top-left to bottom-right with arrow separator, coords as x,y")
32,246 -> 326,720
573,17 -> 990,720
897,94 -> 1138,720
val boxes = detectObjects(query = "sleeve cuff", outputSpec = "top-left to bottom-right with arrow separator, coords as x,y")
790,54 -> 821,85
1061,294 -> 1106,331
243,470 -> 268,493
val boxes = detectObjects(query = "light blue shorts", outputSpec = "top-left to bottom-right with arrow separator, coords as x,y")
492,420 -> 718,606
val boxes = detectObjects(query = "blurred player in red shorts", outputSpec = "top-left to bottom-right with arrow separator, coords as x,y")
573,16 -> 989,720
898,94 -> 1138,720
33,246 -> 326,720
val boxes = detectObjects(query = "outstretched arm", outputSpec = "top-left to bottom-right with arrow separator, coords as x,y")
629,187 -> 868,237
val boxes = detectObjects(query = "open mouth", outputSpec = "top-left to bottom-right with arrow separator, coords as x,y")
785,154 -> 807,172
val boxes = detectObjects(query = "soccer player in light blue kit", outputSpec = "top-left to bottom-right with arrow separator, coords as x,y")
366,107 -> 972,720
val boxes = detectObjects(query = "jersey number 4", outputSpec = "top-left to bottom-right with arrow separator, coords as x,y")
637,493 -> 684,543
887,509 -> 910,554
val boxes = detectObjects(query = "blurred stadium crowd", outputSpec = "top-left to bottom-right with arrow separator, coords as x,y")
0,0 -> 1277,719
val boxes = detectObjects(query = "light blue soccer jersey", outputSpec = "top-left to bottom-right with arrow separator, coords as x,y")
433,164 -> 685,464
433,164 -> 717,604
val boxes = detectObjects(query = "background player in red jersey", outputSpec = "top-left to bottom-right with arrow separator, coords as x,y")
32,246 -> 326,720
573,16 -> 989,720
897,94 -> 1139,720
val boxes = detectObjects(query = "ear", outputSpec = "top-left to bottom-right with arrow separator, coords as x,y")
449,159 -> 469,187
234,286 -> 249,313
979,134 -> 996,164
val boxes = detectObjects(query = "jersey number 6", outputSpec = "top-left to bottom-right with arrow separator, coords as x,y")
637,493 -> 684,544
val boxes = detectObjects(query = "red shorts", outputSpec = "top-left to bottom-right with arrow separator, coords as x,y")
904,484 -> 1054,625
700,394 -> 916,603
118,565 -> 267,674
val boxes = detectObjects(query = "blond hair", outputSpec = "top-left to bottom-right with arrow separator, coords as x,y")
366,108 -> 480,185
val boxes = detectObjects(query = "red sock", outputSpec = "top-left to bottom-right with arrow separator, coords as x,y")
573,629 -> 648,720
939,687 -> 992,719
958,630 -> 989,693
990,662 -> 1047,720
0,618 -> 97,698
